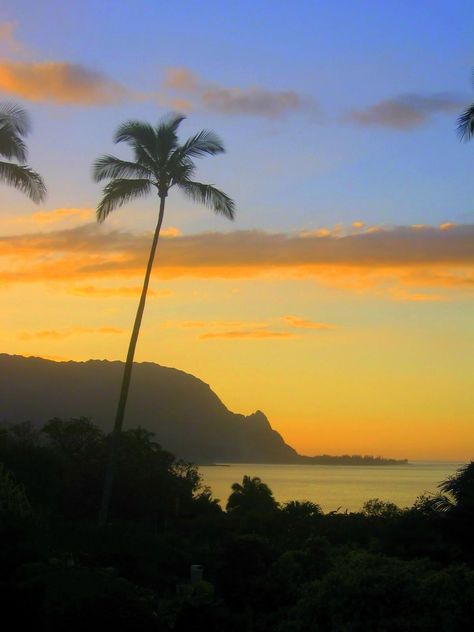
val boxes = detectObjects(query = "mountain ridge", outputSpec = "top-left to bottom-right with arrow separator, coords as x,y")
0,354 -> 406,465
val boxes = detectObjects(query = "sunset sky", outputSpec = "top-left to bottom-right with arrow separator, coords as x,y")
1,1 -> 473,460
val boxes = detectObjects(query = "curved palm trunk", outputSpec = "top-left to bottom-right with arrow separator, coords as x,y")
98,195 -> 166,526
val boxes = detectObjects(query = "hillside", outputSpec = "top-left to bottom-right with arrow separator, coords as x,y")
0,353 -> 300,463
0,354 -> 406,464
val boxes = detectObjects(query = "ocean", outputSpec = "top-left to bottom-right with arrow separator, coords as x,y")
199,461 -> 464,512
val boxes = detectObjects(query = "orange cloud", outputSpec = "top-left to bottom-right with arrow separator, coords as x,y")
283,316 -> 336,329
0,61 -> 128,105
68,285 -> 171,298
163,319 -> 268,329
200,330 -> 295,340
1,223 -> 474,300
19,326 -> 124,340
388,288 -> 447,302
16,207 -> 93,226
161,226 -> 182,238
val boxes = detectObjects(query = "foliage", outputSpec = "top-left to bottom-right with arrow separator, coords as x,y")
0,462 -> 32,519
1,419 -> 473,629
226,475 -> 279,514
0,102 -> 46,202
362,498 -> 402,518
438,461 -> 474,513
93,113 -> 234,221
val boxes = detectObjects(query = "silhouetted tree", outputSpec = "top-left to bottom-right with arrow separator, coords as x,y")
458,69 -> 474,142
436,461 -> 474,513
93,113 -> 235,525
362,498 -> 401,519
226,475 -> 278,514
0,103 -> 46,202
440,461 -> 474,504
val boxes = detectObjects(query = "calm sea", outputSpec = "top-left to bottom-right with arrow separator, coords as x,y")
199,462 -> 464,512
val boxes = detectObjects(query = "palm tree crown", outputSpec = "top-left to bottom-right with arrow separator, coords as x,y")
226,476 -> 278,513
0,103 -> 46,203
457,71 -> 474,141
93,113 -> 234,221
457,104 -> 474,142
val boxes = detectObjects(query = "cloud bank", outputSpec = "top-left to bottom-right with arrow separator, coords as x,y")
347,93 -> 465,130
163,67 -> 318,119
0,61 -> 128,105
1,223 -> 474,300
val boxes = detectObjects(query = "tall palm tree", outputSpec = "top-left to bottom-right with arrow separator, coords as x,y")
0,103 -> 46,202
93,113 -> 235,525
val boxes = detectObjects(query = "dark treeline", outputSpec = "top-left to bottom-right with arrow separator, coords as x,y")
299,454 -> 408,465
1,418 -> 473,631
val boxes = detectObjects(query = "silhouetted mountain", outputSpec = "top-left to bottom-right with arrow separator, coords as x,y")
0,354 -> 406,464
0,354 -> 299,463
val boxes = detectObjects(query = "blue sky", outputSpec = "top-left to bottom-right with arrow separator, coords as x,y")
0,0 -> 473,232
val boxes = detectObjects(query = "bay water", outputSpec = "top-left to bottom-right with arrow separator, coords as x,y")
199,461 -> 463,512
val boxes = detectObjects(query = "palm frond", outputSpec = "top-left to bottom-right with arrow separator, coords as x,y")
457,103 -> 474,141
113,120 -> 159,174
114,120 -> 156,151
96,178 -> 152,223
0,103 -> 31,136
177,129 -> 225,159
167,153 -> 196,186
93,155 -> 154,183
439,461 -> 474,502
429,493 -> 455,513
155,113 -> 186,164
179,180 -> 235,220
0,161 -> 46,203
156,112 -> 186,137
0,126 -> 28,162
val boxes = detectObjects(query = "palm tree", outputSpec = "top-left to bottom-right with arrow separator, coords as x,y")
458,103 -> 474,141
226,475 -> 278,514
0,103 -> 46,202
421,461 -> 474,514
93,113 -> 234,525
438,461 -> 474,512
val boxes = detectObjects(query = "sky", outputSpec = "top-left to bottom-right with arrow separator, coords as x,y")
0,0 -> 473,460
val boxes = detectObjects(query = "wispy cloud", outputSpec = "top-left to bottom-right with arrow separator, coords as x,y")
15,207 -> 93,226
0,61 -> 129,105
161,226 -> 182,238
387,288 -> 447,302
200,330 -> 295,340
19,326 -> 124,340
163,319 -> 268,329
68,285 -> 172,298
283,316 -> 335,330
0,22 -> 29,56
163,67 -> 318,119
346,93 -> 466,130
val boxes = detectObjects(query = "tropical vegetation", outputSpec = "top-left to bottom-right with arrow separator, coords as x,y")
1,418 -> 473,630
